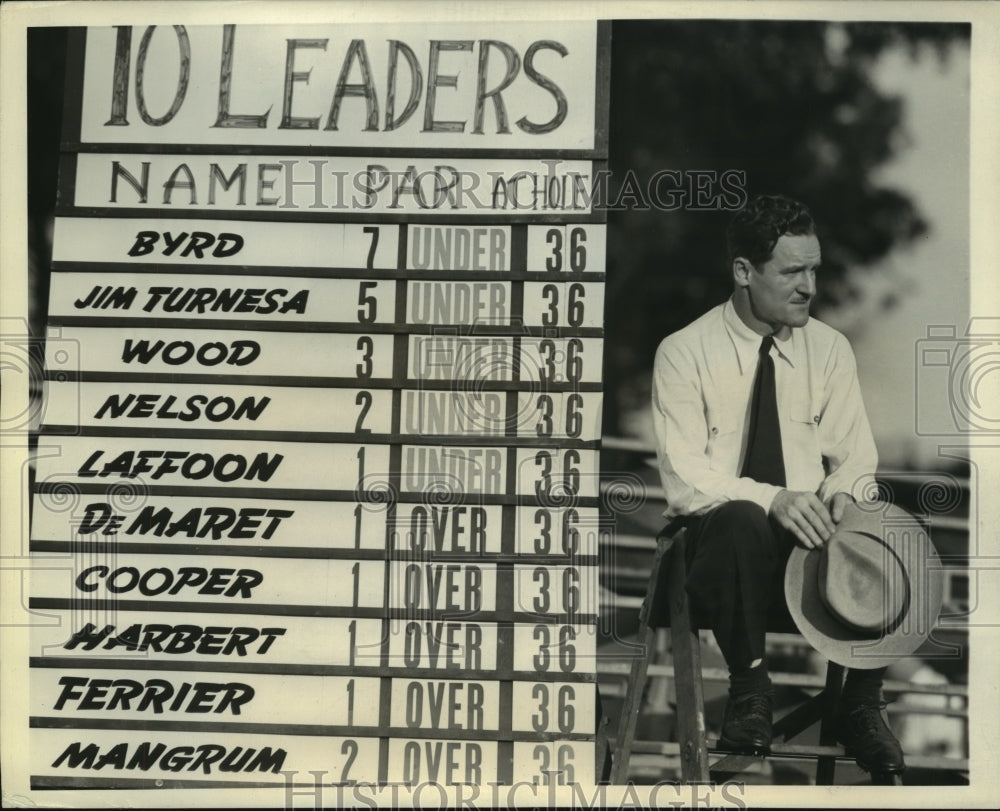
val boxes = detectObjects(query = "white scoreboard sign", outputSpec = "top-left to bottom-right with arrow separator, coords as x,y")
32,19 -> 610,793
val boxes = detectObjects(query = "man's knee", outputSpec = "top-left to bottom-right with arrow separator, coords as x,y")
708,500 -> 771,534
697,500 -> 779,560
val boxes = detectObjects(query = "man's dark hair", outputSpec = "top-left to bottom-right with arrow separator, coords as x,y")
726,194 -> 815,267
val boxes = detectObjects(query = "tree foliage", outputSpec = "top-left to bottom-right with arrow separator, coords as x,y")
604,20 -> 968,433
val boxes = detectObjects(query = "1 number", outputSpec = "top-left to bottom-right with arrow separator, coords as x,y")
353,505 -> 363,549
356,446 -> 366,486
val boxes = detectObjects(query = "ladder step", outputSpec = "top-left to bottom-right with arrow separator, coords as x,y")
616,739 -> 968,772
614,738 -> 968,771
597,661 -> 969,697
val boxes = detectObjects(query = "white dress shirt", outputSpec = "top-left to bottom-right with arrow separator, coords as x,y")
652,298 -> 878,518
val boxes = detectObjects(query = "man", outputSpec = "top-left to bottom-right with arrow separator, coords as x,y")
651,194 -> 904,773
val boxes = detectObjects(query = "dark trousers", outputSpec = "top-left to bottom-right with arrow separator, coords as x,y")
681,500 -> 885,691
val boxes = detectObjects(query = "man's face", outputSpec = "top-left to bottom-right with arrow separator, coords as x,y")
743,233 -> 821,331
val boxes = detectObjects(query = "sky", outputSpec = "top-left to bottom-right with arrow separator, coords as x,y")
847,41 -> 971,470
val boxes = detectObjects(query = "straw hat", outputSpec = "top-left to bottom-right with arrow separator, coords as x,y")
784,501 -> 944,669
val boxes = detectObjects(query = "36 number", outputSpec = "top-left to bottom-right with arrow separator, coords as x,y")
541,283 -> 586,326
544,227 -> 587,272
532,683 -> 576,733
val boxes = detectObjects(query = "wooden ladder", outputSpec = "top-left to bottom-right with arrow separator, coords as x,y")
609,529 -> 902,785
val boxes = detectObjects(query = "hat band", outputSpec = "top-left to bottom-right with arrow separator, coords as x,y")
821,531 -> 911,636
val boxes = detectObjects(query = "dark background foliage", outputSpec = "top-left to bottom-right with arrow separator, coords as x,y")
603,20 -> 969,434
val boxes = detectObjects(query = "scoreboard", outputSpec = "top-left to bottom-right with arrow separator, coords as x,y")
30,21 -> 610,791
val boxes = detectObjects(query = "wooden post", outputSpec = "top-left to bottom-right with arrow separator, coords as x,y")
816,662 -> 845,784
666,536 -> 710,782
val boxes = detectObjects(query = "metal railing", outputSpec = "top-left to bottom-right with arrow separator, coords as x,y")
595,435 -> 970,780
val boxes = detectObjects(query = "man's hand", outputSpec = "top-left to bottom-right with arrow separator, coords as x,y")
769,489 -> 835,549
829,492 -> 855,524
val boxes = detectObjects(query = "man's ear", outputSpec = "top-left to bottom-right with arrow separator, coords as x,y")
733,256 -> 753,288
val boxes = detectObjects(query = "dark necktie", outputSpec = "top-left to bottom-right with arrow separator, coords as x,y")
740,335 -> 786,487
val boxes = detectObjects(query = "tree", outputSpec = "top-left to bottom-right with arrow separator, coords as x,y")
604,20 -> 968,434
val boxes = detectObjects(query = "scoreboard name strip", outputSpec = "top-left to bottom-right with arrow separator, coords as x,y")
32,612 -> 597,673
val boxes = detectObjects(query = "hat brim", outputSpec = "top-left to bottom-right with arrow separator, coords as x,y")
784,502 -> 945,669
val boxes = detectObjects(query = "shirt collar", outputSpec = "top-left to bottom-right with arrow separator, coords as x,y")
722,297 -> 801,374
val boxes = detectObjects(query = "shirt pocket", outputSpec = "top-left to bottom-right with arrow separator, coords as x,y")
705,403 -> 742,472
783,401 -> 823,472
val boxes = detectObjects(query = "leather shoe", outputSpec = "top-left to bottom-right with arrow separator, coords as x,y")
835,697 -> 906,774
718,689 -> 772,755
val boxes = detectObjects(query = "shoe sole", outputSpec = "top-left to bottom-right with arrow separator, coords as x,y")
853,758 -> 906,776
715,739 -> 771,757
840,744 -> 905,775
